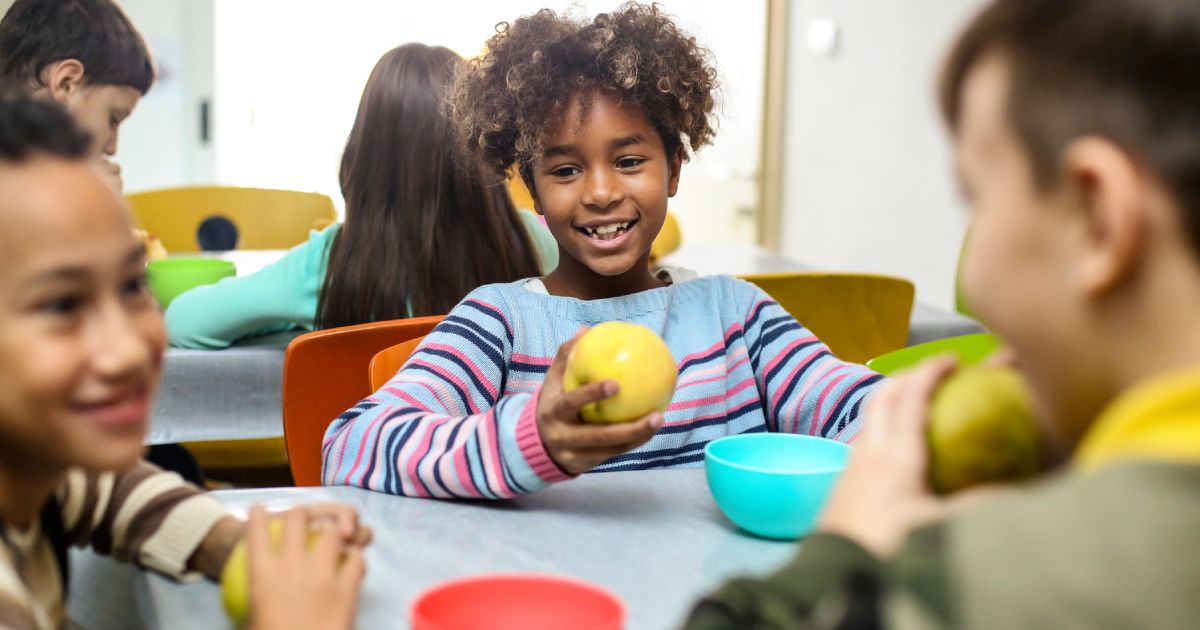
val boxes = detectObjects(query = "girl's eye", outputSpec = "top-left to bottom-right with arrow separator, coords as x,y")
616,157 -> 645,170
551,165 -> 580,178
38,295 -> 81,316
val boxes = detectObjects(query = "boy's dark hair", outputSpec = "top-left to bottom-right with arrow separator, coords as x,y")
0,81 -> 91,161
0,0 -> 154,94
451,1 -> 718,192
940,0 -> 1200,251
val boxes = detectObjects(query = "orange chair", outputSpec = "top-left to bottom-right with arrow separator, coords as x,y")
368,336 -> 425,391
282,316 -> 443,486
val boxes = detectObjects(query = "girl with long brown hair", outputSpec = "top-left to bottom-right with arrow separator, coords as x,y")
165,43 -> 555,347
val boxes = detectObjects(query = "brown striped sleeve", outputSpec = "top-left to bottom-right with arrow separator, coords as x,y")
0,557 -> 40,630
55,462 -> 228,579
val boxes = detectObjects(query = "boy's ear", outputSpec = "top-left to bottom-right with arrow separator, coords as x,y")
1063,137 -> 1147,298
41,59 -> 87,103
667,146 -> 685,197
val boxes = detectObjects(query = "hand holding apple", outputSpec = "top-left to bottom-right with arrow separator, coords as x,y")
537,327 -> 670,475
220,505 -> 369,629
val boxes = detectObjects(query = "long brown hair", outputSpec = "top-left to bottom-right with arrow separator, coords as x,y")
316,43 -> 542,329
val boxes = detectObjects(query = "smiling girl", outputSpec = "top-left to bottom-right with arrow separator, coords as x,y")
322,2 -> 883,498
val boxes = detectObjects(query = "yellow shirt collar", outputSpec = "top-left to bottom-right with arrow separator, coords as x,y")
1074,368 -> 1200,472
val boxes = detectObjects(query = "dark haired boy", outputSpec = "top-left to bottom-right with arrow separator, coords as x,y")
686,0 -> 1200,627
0,0 -> 154,190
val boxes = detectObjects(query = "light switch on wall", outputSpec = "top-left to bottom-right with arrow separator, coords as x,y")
806,18 -> 840,57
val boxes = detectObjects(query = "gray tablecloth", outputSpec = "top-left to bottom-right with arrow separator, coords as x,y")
133,469 -> 796,630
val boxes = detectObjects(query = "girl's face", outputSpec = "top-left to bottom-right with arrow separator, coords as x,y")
0,156 -> 164,475
532,91 -> 682,294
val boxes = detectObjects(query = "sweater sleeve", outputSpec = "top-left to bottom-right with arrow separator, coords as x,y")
164,225 -> 337,349
735,280 -> 884,442
55,462 -> 227,580
518,209 -> 560,274
683,530 -> 954,630
322,285 -> 572,499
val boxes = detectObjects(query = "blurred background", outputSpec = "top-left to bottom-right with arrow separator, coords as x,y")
0,0 -> 987,310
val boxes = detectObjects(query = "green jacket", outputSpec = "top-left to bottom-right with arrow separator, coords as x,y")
686,368 -> 1200,630
165,211 -> 558,349
686,462 -> 1200,629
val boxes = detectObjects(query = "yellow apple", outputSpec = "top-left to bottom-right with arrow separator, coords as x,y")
220,518 -> 322,627
927,366 -> 1042,494
563,321 -> 678,423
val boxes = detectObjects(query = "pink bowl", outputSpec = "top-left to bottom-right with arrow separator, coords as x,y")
411,573 -> 624,630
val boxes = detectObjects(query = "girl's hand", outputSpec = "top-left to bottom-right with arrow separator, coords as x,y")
816,356 -> 1007,556
536,330 -> 664,475
247,506 -> 366,630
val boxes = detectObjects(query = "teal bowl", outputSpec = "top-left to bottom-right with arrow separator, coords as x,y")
704,434 -> 850,540
147,258 -> 236,308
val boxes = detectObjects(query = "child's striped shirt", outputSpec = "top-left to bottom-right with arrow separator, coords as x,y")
323,275 -> 883,498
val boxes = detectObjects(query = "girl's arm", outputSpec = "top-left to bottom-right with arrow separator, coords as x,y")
737,281 -> 885,442
322,288 -> 572,499
163,226 -> 337,349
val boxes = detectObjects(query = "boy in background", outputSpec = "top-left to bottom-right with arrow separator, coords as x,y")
0,0 -> 153,191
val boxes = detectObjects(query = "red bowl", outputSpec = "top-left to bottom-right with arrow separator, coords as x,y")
411,573 -> 625,630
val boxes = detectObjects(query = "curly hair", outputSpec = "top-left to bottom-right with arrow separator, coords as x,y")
451,2 -> 718,188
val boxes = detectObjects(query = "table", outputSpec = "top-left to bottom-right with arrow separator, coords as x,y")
149,335 -> 293,445
137,469 -> 797,629
659,243 -> 986,346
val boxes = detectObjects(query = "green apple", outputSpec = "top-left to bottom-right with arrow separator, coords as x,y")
220,518 -> 321,627
927,366 -> 1042,494
563,321 -> 678,423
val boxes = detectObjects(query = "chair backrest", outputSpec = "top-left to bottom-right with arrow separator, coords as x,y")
127,186 -> 337,252
866,332 -> 1000,376
368,336 -> 426,391
739,272 -> 915,364
282,316 -> 443,486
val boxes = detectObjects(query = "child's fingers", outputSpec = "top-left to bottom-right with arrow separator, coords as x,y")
553,412 -> 662,449
336,546 -> 367,593
894,357 -> 958,438
983,347 -> 1019,369
246,506 -> 273,581
352,524 -> 373,547
553,380 -> 618,418
310,524 -> 343,572
306,503 -> 360,542
280,506 -> 309,556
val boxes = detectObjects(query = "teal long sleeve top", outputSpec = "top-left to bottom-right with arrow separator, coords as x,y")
164,211 -> 560,349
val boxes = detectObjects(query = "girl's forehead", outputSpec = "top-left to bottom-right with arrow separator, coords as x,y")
541,91 -> 660,147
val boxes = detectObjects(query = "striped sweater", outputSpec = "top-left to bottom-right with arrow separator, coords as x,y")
0,462 -> 227,629
322,275 -> 883,498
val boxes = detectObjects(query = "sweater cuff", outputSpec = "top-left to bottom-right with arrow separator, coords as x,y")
514,388 -> 576,483
136,493 -> 229,581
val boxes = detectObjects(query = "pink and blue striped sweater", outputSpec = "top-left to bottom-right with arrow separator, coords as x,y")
322,275 -> 883,498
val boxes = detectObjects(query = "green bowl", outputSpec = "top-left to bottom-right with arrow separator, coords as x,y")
147,258 -> 236,308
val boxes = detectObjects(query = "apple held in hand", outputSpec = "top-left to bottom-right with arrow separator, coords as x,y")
564,322 -> 678,424
927,365 -> 1042,494
220,518 -> 322,627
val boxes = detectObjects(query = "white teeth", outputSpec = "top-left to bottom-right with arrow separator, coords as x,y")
584,221 -> 631,237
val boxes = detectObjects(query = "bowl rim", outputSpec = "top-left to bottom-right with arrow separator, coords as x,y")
704,433 -> 849,476
147,257 -> 237,270
409,572 -> 625,627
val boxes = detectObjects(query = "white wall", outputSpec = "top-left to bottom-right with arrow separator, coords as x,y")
780,0 -> 986,309
209,0 -> 766,242
114,0 -> 214,193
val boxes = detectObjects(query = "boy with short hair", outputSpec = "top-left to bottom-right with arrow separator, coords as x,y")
0,0 -> 154,190
686,0 -> 1200,627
